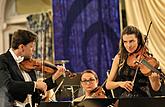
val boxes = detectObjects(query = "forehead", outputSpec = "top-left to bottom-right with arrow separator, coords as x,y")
122,34 -> 137,41
81,73 -> 95,79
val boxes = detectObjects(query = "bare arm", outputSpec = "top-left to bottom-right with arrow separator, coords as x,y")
106,54 -> 133,92
106,54 -> 120,89
149,72 -> 161,91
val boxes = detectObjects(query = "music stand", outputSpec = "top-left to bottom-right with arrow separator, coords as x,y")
50,60 -> 81,101
118,97 -> 165,107
54,73 -> 81,101
39,101 -> 71,107
74,98 -> 117,107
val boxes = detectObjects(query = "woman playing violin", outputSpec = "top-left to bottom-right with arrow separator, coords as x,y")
74,69 -> 106,102
106,26 -> 161,98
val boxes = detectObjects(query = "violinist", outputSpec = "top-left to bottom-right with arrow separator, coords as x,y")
73,69 -> 107,102
106,25 -> 162,99
0,29 -> 65,107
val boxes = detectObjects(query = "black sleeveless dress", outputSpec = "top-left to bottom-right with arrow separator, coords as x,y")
114,64 -> 152,98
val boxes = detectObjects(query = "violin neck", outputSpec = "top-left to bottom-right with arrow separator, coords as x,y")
44,62 -> 57,71
141,59 -> 165,79
141,59 -> 158,72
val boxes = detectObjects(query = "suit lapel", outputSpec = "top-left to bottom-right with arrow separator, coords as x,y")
6,51 -> 24,80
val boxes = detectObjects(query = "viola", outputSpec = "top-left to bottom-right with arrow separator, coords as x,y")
127,46 -> 160,76
19,58 -> 58,74
90,86 -> 107,98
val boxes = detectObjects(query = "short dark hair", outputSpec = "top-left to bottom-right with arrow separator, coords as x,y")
11,29 -> 37,49
80,69 -> 98,81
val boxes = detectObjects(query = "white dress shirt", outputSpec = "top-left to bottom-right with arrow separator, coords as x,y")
9,48 -> 33,107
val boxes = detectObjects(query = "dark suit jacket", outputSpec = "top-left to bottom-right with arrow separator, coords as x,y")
0,50 -> 57,106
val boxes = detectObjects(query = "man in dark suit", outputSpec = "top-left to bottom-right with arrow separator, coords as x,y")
0,29 -> 65,107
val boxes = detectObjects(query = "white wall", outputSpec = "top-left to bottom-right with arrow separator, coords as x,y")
0,0 -> 52,53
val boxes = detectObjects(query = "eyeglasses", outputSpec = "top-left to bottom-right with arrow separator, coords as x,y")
81,78 -> 96,84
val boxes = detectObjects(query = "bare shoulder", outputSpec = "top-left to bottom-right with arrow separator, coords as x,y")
113,54 -> 120,64
111,54 -> 120,72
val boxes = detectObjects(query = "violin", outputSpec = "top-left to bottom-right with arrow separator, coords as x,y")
126,21 -> 164,77
127,46 -> 159,76
20,58 -> 77,78
90,86 -> 107,98
19,58 -> 58,74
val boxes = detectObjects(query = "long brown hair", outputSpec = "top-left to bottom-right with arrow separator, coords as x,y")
118,26 -> 145,69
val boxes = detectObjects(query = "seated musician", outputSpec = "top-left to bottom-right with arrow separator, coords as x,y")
74,69 -> 107,102
105,25 -> 162,100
